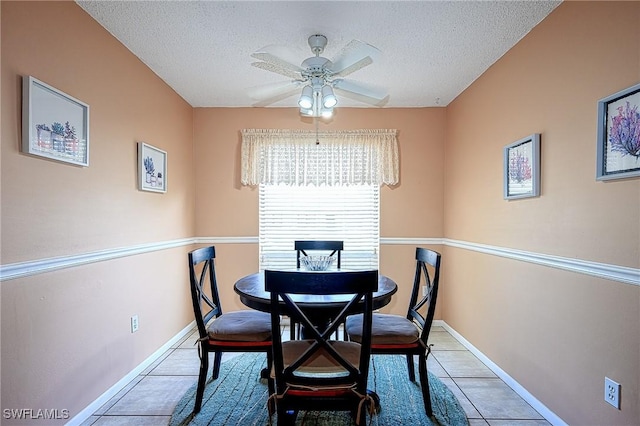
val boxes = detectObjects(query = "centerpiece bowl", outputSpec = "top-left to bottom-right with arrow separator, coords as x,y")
300,255 -> 335,271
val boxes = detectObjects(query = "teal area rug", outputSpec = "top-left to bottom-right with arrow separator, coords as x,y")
170,353 -> 469,426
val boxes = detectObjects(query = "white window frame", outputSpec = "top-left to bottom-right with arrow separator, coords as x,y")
259,183 -> 379,271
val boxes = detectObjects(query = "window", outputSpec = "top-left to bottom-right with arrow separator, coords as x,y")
243,128 -> 397,271
259,183 -> 379,270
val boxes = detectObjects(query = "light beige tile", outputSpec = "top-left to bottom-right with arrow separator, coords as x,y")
397,353 -> 448,379
176,330 -> 200,349
426,354 -> 449,378
147,348 -> 200,376
432,351 -> 497,378
104,376 -> 195,416
454,378 -> 544,420
92,376 -> 144,415
79,415 -> 99,426
487,420 -> 551,426
428,330 -> 467,351
469,419 -> 490,426
439,377 -> 482,419
91,416 -> 170,425
141,349 -> 173,375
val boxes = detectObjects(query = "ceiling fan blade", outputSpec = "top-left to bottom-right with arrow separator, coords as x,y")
331,56 -> 373,78
330,39 -> 381,76
251,44 -> 302,67
247,80 -> 302,107
251,44 -> 304,77
247,80 -> 301,100
251,61 -> 301,80
333,79 -> 389,106
251,90 -> 300,107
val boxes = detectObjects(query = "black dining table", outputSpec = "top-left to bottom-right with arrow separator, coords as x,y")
234,270 -> 398,337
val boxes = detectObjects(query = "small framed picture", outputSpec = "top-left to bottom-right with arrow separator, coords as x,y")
504,134 -> 541,200
596,82 -> 640,181
138,142 -> 167,193
22,76 -> 90,167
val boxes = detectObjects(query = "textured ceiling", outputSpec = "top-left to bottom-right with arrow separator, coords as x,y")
76,1 -> 560,108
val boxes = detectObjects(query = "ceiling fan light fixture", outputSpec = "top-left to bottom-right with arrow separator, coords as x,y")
320,107 -> 334,118
321,85 -> 337,108
298,85 -> 314,109
299,107 -> 314,116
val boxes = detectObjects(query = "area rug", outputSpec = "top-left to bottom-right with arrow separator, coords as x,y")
170,353 -> 469,426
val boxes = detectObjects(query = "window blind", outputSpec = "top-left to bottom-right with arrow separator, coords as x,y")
259,183 -> 379,271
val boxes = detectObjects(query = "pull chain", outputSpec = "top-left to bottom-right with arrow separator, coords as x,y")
315,118 -> 320,145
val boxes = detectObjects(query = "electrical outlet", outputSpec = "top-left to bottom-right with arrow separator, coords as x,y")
131,315 -> 139,333
422,286 -> 427,297
605,377 -> 620,409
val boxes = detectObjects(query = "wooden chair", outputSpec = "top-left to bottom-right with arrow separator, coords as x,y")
291,240 -> 344,339
188,246 -> 274,414
265,269 -> 378,426
345,247 -> 441,417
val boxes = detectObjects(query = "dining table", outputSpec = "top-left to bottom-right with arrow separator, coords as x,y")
234,269 -> 398,338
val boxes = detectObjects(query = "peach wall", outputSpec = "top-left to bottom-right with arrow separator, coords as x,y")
193,107 -> 446,315
444,2 -> 639,425
2,1 -> 639,425
1,2 -> 195,422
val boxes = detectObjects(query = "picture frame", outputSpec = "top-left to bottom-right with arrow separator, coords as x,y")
138,142 -> 167,193
22,75 -> 90,167
504,133 -> 541,200
596,82 -> 640,181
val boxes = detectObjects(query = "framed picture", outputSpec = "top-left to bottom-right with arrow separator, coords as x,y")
138,142 -> 167,193
504,133 -> 541,200
596,82 -> 640,181
22,76 -> 90,167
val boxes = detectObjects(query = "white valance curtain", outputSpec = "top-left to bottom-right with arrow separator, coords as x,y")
241,129 -> 399,186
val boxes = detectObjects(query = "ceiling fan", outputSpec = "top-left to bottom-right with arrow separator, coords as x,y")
248,34 -> 389,117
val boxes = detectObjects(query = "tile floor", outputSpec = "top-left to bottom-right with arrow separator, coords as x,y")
81,326 -> 551,426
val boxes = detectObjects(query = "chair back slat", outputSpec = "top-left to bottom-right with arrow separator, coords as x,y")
295,240 -> 343,268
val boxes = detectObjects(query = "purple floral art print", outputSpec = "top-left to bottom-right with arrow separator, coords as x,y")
609,101 -> 640,158
597,83 -> 640,180
504,134 -> 540,200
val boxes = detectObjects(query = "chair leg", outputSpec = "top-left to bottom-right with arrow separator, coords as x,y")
418,354 -> 433,417
406,354 -> 416,381
266,351 -> 275,396
212,351 -> 223,380
289,320 -> 297,340
194,351 -> 209,414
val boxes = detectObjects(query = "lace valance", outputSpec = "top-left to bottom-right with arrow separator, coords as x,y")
240,129 -> 399,186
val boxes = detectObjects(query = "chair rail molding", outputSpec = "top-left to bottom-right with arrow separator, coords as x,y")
444,238 -> 639,286
1,236 -> 637,286
0,238 -> 194,281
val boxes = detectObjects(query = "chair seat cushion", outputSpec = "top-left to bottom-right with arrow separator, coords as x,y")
207,310 -> 271,342
346,313 -> 420,345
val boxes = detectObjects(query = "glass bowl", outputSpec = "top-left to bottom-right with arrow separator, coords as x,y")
300,255 -> 335,271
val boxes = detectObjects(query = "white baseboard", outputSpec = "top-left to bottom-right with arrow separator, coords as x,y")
432,320 -> 568,426
66,321 -> 196,426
